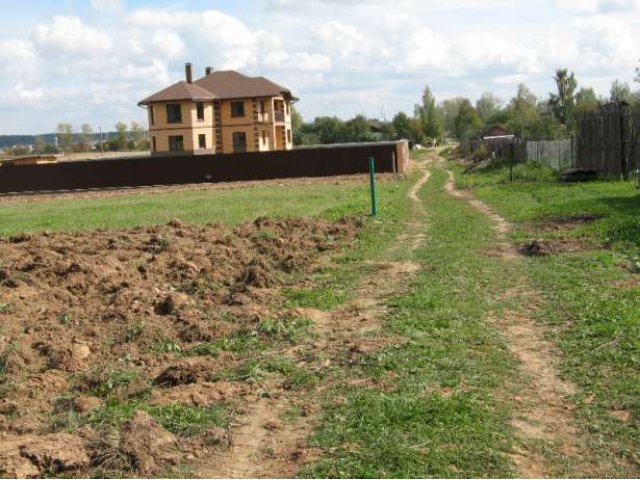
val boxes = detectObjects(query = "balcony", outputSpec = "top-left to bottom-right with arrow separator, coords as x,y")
274,111 -> 285,123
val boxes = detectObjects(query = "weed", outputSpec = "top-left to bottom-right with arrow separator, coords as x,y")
150,340 -> 183,354
148,403 -> 228,436
257,315 -> 313,341
122,321 -> 144,343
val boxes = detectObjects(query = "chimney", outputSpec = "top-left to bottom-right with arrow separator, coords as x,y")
185,63 -> 193,84
205,66 -> 214,75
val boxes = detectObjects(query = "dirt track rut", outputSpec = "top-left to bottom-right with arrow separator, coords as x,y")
444,166 -> 584,478
201,159 -> 432,478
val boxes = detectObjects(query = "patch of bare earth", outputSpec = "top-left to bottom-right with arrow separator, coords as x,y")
0,216 -> 359,478
197,158 -> 431,478
444,166 -> 589,478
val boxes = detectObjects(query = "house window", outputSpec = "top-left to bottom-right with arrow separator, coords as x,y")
166,104 -> 182,124
285,103 -> 289,115
168,135 -> 184,152
198,134 -> 206,149
232,132 -> 247,153
196,103 -> 205,121
261,131 -> 267,144
287,129 -> 292,143
150,106 -> 155,126
152,136 -> 157,152
230,101 -> 245,118
259,100 -> 267,113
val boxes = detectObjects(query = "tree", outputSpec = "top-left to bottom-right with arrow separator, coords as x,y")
312,116 -> 346,144
130,121 -> 147,150
111,121 -> 128,151
80,124 -> 94,151
575,87 -> 600,116
414,85 -> 444,141
291,107 -> 304,145
610,80 -> 632,104
505,84 -> 540,138
343,115 -> 375,143
33,136 -> 46,154
548,68 -> 577,129
56,123 -> 74,152
440,97 -> 467,138
392,112 -> 413,141
453,99 -> 483,141
476,92 -> 502,124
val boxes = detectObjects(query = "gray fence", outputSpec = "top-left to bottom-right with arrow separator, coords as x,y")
577,108 -> 640,178
526,139 -> 576,170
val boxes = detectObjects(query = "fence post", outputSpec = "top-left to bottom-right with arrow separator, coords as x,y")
369,156 -> 378,217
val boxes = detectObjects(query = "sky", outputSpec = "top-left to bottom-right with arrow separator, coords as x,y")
0,0 -> 639,134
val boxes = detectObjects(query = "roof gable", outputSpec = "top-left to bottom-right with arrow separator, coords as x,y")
138,81 -> 217,105
194,70 -> 292,100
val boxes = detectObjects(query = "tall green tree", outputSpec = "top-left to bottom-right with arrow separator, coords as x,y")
453,99 -> 483,141
392,112 -> 412,139
548,68 -> 577,129
440,97 -> 467,138
56,123 -> 74,152
343,115 -> 375,143
130,121 -> 147,150
505,84 -> 540,138
313,116 -> 346,144
291,107 -> 304,145
476,92 -> 502,124
610,80 -> 632,104
414,85 -> 444,141
575,87 -> 600,116
113,121 -> 128,151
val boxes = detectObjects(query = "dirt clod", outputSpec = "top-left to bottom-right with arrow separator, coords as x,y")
119,411 -> 179,475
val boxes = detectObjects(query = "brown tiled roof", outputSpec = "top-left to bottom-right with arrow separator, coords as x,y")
194,70 -> 292,100
138,81 -> 217,105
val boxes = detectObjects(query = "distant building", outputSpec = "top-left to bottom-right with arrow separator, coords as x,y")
138,63 -> 297,156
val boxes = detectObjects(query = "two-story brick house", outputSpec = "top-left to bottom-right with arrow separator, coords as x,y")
138,63 -> 296,155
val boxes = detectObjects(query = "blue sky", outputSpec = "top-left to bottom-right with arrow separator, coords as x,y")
1,0 -> 639,134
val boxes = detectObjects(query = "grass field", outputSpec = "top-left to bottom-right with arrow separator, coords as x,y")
0,177 -> 404,237
2,157 -> 639,477
451,158 -> 640,476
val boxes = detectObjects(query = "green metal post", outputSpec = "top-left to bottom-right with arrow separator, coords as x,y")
369,156 -> 378,217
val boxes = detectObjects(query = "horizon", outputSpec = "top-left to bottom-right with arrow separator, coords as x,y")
1,0 -> 639,135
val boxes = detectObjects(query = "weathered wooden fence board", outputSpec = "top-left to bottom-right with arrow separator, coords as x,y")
526,139 -> 575,170
577,109 -> 639,178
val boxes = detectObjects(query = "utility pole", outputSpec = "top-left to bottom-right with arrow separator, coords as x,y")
99,126 -> 104,157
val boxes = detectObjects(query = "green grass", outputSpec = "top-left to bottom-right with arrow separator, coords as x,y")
0,177 -> 403,236
452,159 -> 640,476
284,176 -> 414,310
304,168 -> 520,478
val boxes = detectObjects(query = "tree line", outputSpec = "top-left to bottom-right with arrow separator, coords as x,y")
294,65 -> 640,146
2,121 -> 150,157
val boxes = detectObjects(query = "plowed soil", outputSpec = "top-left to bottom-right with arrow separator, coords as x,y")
0,216 -> 359,478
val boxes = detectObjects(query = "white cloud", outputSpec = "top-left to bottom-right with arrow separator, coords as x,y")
13,83 -> 43,102
90,0 -> 124,14
1,1 -> 639,134
32,16 -> 112,56
556,0 -> 640,12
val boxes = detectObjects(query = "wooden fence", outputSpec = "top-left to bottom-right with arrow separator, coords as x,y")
577,108 -> 640,178
526,139 -> 576,170
0,141 -> 408,194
